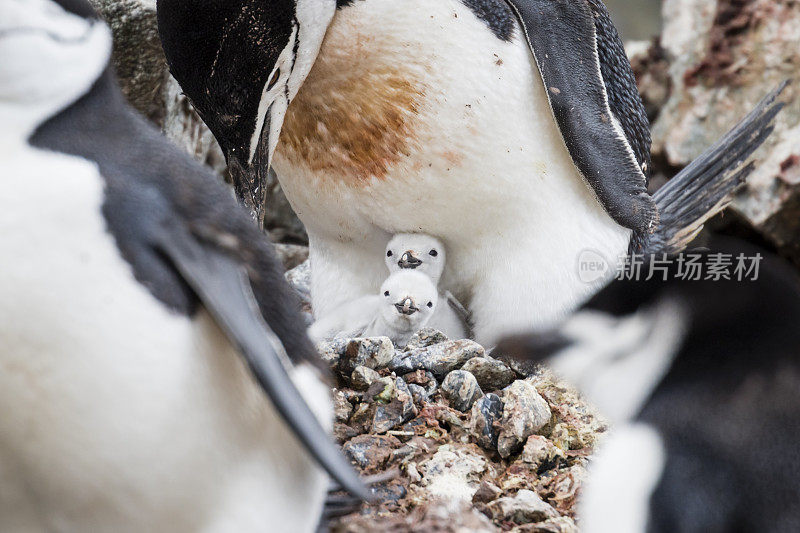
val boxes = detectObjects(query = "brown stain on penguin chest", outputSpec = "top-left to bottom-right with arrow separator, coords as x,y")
276,28 -> 426,185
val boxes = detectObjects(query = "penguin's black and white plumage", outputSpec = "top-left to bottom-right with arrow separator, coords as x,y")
157,0 -> 784,346
499,237 -> 800,533
0,0 -> 366,530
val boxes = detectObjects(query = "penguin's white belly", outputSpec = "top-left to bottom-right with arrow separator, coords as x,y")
272,0 -> 630,343
0,148 -> 328,532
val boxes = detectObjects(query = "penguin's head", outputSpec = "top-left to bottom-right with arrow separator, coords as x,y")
380,270 -> 438,332
385,233 -> 447,283
0,0 -> 111,136
157,0 -> 335,222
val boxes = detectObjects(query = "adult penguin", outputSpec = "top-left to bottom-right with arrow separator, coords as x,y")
157,0 -> 784,345
0,0 -> 366,531
499,237 -> 800,532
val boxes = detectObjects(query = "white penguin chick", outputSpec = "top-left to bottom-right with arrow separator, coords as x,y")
385,233 -> 446,284
363,270 -> 439,346
386,233 -> 468,339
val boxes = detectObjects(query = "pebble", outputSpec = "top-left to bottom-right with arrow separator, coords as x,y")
342,434 -> 401,473
316,337 -> 349,369
461,356 -> 516,391
390,339 -> 485,378
371,377 -> 417,434
407,383 -> 430,404
332,389 -> 353,423
419,444 -> 487,502
532,516 -> 580,533
471,480 -> 503,504
338,337 -> 395,375
487,489 -> 559,524
404,328 -> 449,350
497,380 -> 552,458
351,365 -> 381,390
468,393 -> 504,450
402,369 -> 438,397
441,370 -> 484,412
520,435 -> 566,470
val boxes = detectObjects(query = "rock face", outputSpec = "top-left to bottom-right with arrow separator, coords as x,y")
634,0 -> 800,264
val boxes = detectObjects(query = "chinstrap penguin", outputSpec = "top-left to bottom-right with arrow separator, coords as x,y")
158,0 -> 785,346
0,1 -> 366,531
498,237 -> 800,533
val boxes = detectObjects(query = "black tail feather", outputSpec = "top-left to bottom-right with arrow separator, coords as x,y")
638,81 -> 789,255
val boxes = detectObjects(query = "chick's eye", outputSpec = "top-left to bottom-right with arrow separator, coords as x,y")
384,291 -> 390,297
429,249 -> 438,257
387,251 -> 393,257
427,302 -> 433,308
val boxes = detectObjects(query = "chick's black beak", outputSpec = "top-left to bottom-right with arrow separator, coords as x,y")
394,298 -> 419,315
398,251 -> 423,269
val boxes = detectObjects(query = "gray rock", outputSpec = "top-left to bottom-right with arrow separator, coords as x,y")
471,480 -> 503,504
488,489 -> 559,524
390,340 -> 484,378
401,370 -> 439,397
461,356 -> 516,391
520,435 -> 566,470
441,370 -> 484,412
531,516 -> 580,533
371,377 -> 417,434
497,380 -> 552,458
404,328 -> 449,350
341,434 -> 401,473
468,393 -> 504,450
338,337 -> 395,375
273,243 -> 309,271
88,0 -> 166,123
315,337 -> 349,369
285,260 -> 311,309
333,389 -> 353,423
407,383 -> 430,405
418,444 -> 487,502
351,365 -> 381,391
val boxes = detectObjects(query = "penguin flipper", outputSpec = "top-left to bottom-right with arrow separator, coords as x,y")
154,223 -> 370,501
638,82 -> 788,255
503,0 -> 656,234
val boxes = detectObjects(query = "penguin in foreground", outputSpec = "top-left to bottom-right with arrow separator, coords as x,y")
498,237 -> 800,532
157,0 -> 786,346
0,1 -> 366,531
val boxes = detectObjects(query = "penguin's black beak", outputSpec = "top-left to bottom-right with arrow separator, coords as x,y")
398,251 -> 423,269
394,298 -> 419,316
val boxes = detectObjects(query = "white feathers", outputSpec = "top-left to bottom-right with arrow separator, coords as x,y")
385,232 -> 446,284
545,298 -> 688,424
363,270 -> 439,345
580,423 -> 666,533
